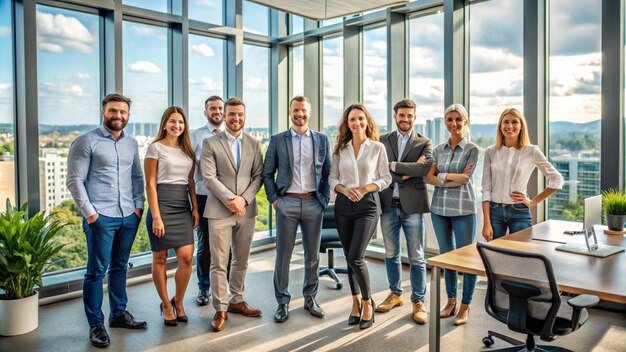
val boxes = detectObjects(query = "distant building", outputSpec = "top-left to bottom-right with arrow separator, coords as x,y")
549,153 -> 600,219
425,117 -> 445,146
0,156 -> 15,212
39,149 -> 72,211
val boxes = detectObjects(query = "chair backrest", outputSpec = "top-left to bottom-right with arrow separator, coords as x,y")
322,203 -> 337,229
476,242 -> 561,339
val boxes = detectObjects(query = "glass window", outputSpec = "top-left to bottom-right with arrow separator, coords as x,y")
243,43 -> 271,235
189,0 -> 223,25
363,25 -> 388,131
409,10 -> 444,144
322,35 -> 343,146
321,17 -> 343,27
292,44 -> 304,97
243,1 -> 268,35
123,0 -> 168,13
188,34 -> 224,130
547,0 -> 601,221
0,0 -> 14,212
469,0 -> 524,198
291,14 -> 304,34
36,5 -> 101,271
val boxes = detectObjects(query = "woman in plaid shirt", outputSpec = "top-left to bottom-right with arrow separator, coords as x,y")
425,104 -> 479,326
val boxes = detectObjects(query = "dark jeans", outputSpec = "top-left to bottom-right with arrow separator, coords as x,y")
489,202 -> 532,239
82,213 -> 140,327
334,193 -> 379,301
196,194 -> 231,291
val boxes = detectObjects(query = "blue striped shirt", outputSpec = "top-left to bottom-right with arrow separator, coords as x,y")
66,126 -> 145,218
431,138 -> 479,217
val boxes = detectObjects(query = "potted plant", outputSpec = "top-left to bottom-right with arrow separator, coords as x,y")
0,199 -> 65,336
602,188 -> 626,231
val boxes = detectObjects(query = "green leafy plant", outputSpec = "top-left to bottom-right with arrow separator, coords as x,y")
0,199 -> 65,300
602,188 -> 626,216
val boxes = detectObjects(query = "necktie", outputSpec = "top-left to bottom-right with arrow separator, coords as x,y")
213,128 -> 220,134
234,138 -> 241,170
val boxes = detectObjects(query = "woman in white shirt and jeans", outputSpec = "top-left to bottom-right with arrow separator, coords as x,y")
330,104 -> 392,330
481,108 -> 563,241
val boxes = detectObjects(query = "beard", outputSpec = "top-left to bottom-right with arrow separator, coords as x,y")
209,114 -> 223,126
104,118 -> 128,132
396,121 -> 412,133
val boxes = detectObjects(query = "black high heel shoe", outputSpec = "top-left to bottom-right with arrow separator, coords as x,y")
359,299 -> 375,330
160,303 -> 177,326
348,303 -> 362,325
171,297 -> 188,323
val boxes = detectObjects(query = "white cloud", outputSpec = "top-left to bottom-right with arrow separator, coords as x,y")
191,43 -> 215,58
131,24 -> 166,40
0,27 -> 10,37
75,73 -> 91,80
244,76 -> 266,90
371,41 -> 386,52
470,46 -> 522,73
36,11 -> 96,54
192,0 -> 220,7
39,81 -> 89,97
129,61 -> 162,74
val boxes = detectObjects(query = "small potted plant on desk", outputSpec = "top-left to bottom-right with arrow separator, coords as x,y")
0,200 -> 65,336
602,188 -> 626,233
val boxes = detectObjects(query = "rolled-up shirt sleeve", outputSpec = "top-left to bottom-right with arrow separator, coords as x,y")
481,147 -> 493,202
66,135 -> 96,217
532,145 -> 564,190
329,152 -> 341,192
374,144 -> 392,191
131,142 -> 145,209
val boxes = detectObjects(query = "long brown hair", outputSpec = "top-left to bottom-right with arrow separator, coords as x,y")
333,104 -> 380,155
153,106 -> 196,164
495,107 -> 530,149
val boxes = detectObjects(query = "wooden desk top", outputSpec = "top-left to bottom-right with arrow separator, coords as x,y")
427,220 -> 626,303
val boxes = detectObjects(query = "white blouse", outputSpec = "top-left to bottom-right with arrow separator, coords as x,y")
481,144 -> 564,204
145,142 -> 194,185
329,138 -> 392,193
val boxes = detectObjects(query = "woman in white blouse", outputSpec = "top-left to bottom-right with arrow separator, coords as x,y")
145,106 -> 199,326
330,104 -> 392,330
481,108 -> 563,241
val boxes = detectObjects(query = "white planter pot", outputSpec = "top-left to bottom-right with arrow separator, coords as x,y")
0,291 -> 39,336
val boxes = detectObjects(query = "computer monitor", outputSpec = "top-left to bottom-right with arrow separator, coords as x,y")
583,195 -> 602,236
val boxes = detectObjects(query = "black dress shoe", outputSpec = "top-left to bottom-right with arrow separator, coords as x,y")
360,300 -> 375,330
348,302 -> 362,325
161,303 -> 177,326
89,324 -> 110,348
196,289 -> 210,306
171,297 -> 188,322
109,310 -> 148,329
304,298 -> 325,318
274,303 -> 289,323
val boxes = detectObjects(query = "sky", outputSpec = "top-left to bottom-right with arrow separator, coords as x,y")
0,0 -> 605,131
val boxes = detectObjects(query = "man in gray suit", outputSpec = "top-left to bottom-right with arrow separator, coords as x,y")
263,96 -> 332,323
201,97 -> 264,332
376,99 -> 433,325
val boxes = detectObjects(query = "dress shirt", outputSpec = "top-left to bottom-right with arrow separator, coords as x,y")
431,138 -> 479,217
225,130 -> 243,170
66,125 -> 145,218
329,138 -> 392,193
391,130 -> 412,199
286,128 -> 316,193
481,144 -> 564,204
191,122 -> 223,195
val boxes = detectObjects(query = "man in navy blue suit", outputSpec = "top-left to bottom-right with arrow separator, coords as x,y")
262,96 -> 332,323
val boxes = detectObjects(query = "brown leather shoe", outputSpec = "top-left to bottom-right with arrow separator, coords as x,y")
412,301 -> 428,324
227,301 -> 262,317
454,304 -> 471,326
211,311 -> 228,332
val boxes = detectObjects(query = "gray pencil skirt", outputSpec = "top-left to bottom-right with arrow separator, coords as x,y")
147,184 -> 194,252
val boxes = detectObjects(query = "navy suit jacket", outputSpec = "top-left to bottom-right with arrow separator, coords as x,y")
262,129 -> 332,209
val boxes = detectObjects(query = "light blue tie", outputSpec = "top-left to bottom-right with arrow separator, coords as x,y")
234,138 -> 241,170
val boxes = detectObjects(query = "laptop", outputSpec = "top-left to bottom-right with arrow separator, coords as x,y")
556,195 -> 625,258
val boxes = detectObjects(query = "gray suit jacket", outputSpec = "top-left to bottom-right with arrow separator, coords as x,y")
379,131 -> 433,214
201,131 -> 264,219
262,129 -> 332,209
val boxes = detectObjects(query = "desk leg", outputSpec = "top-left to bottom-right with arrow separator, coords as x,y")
429,267 -> 441,352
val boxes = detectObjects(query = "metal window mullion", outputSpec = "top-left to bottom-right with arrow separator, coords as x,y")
387,9 -> 408,130
444,0 -> 468,108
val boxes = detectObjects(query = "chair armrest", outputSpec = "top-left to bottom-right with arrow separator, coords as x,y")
566,294 -> 599,332
566,294 -> 599,309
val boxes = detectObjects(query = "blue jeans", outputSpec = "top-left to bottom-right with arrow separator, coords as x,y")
489,202 -> 532,239
380,203 -> 426,303
83,213 -> 140,327
431,213 -> 477,304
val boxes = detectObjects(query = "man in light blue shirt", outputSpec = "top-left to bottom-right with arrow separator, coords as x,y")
190,95 -> 231,306
67,93 -> 147,348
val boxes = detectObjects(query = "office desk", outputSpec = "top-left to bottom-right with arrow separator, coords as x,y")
426,220 -> 626,352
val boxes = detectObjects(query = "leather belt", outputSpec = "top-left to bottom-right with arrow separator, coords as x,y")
285,191 -> 316,198
392,198 -> 401,206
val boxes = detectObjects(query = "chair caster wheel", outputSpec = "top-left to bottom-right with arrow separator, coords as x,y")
483,336 -> 494,347
336,283 -> 343,290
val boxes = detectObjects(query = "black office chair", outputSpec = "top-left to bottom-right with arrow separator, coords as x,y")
318,203 -> 347,289
476,242 -> 600,352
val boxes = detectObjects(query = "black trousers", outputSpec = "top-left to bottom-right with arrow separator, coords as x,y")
334,193 -> 379,300
196,194 -> 231,291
